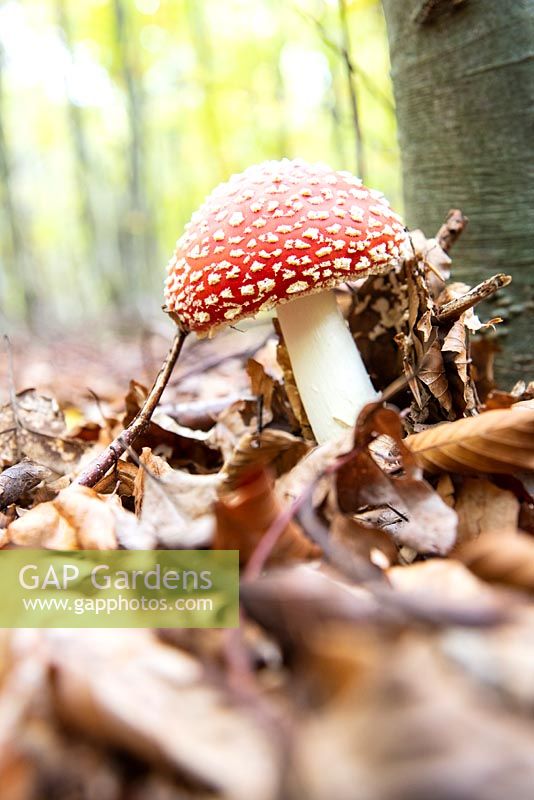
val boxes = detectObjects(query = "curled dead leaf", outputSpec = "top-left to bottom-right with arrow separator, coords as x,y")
454,478 -> 519,547
222,429 -> 310,491
458,530 -> 534,592
0,389 -> 89,474
134,448 -> 222,548
406,403 -> 534,474
7,485 -> 118,549
214,468 -> 320,566
337,406 -> 457,555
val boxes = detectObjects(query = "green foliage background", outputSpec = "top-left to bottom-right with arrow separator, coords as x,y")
0,0 -> 399,329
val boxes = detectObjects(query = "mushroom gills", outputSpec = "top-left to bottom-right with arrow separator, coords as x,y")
276,289 -> 378,444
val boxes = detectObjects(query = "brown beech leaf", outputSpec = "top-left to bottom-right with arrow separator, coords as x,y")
134,449 -> 222,548
454,478 -> 519,547
337,406 -> 457,555
0,461 -> 52,509
458,530 -> 534,592
7,485 -> 118,549
388,559 -> 495,603
124,380 -> 222,472
417,337 -> 452,415
214,468 -> 319,566
330,514 -> 399,570
246,358 -> 274,415
222,429 -> 310,491
405,403 -> 534,474
0,389 -> 89,474
274,319 -> 313,441
43,629 -> 279,800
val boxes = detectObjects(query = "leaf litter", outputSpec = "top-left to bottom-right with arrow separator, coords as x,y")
2,216 -> 534,799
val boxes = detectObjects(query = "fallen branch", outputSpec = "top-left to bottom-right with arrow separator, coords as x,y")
75,329 -> 188,488
436,273 -> 512,323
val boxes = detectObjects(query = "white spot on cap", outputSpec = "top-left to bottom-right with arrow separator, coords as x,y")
302,227 -> 320,240
229,211 -> 245,227
213,229 -> 225,241
224,306 -> 243,320
349,206 -> 365,222
261,232 -> 279,243
350,189 -> 369,200
334,257 -> 351,271
287,281 -> 309,294
240,285 -> 255,296
207,273 -> 222,285
257,278 -> 276,293
326,223 -> 341,234
316,246 -> 333,257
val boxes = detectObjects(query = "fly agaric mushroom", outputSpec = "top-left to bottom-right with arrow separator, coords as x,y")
76,159 -> 407,489
165,159 -> 407,443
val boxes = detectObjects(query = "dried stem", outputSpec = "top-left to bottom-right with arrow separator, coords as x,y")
435,208 -> 469,252
75,329 -> 188,488
436,273 -> 512,323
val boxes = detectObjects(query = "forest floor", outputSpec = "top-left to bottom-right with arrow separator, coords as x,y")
1,225 -> 534,799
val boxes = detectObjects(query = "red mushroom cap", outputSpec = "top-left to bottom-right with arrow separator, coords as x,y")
164,159 -> 407,333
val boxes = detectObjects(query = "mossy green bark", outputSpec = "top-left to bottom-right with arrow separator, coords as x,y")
382,0 -> 534,385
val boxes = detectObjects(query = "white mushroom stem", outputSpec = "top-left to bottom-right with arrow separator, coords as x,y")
276,290 -> 378,444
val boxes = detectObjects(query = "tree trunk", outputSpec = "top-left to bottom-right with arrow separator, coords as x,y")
381,0 -> 534,386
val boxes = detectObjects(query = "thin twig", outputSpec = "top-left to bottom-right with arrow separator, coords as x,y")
75,329 -> 188,488
436,273 -> 512,323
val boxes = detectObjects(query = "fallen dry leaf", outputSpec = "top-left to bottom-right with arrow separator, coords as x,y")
134,448 -> 222,548
336,406 -> 457,555
222,429 -> 310,491
406,403 -> 534,474
214,468 -> 320,565
7,485 -> 118,549
454,477 -> 519,546
0,461 -> 52,509
0,389 -> 89,474
458,530 -> 534,592
39,629 -> 279,800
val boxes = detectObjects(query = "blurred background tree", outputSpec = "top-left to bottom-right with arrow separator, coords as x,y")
382,0 -> 534,386
0,0 -> 399,331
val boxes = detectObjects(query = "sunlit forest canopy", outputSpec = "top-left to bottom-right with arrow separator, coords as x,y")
0,0 -> 399,329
